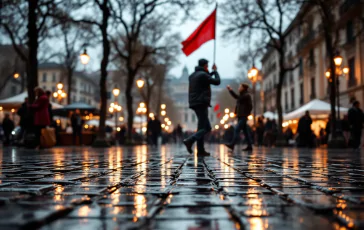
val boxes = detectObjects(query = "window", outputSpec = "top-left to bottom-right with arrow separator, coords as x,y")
192,114 -> 196,123
291,88 -> 295,109
309,49 -> 315,66
348,57 -> 356,87
310,77 -> 316,99
300,83 -> 304,104
299,58 -> 303,75
185,113 -> 188,122
52,73 -> 56,82
72,96 -> 76,103
285,92 -> 288,110
42,73 -> 47,82
346,20 -> 354,43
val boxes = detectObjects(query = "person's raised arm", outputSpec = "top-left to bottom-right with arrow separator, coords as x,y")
226,85 -> 238,99
207,64 -> 221,85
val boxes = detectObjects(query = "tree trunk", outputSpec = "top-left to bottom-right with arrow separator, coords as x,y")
126,72 -> 134,141
276,50 -> 286,136
67,67 -> 73,105
27,0 -> 39,103
97,0 -> 110,140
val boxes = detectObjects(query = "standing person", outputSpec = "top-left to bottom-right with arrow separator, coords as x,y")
17,97 -> 29,142
256,116 -> 265,146
45,91 -> 54,125
147,117 -> 154,145
2,114 -> 14,146
348,101 -> 364,150
225,83 -> 253,151
264,118 -> 273,146
151,116 -> 162,146
183,59 -> 221,156
71,109 -> 84,145
297,111 -> 313,147
342,115 -> 350,146
31,87 -> 51,148
175,124 -> 183,145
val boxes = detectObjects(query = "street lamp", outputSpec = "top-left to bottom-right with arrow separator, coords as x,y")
248,66 -> 261,126
80,48 -> 90,65
161,104 -> 166,110
112,86 -> 120,97
161,110 -> 166,116
53,82 -> 67,102
136,79 -> 145,88
13,72 -> 20,79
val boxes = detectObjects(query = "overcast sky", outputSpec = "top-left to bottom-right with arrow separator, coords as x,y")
82,5 -> 240,80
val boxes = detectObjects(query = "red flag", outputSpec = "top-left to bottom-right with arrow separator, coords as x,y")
181,8 -> 216,56
214,104 -> 220,112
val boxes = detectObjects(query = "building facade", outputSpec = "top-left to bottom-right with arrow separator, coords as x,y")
262,0 -> 364,115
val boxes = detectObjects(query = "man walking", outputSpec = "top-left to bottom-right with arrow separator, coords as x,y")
348,101 -> 364,150
225,83 -> 253,151
183,59 -> 221,156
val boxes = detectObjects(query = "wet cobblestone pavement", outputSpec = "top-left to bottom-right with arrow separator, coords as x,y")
1,145 -> 364,229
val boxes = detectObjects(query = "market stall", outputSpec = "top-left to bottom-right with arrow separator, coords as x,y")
283,99 -> 348,135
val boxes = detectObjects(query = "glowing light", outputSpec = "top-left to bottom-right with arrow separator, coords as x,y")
161,124 -> 166,128
325,70 -> 331,79
117,127 -> 121,132
57,82 -> 63,90
109,107 -> 114,113
53,92 -> 58,98
119,117 -> 124,122
0,106 -> 2,111
165,126 -> 169,131
220,120 -> 225,124
136,79 -> 145,88
13,73 -> 20,79
334,54 -> 343,67
224,124 -> 229,129
230,112 -> 235,118
112,87 -> 120,97
61,92 -> 66,98
84,124 -> 89,129
224,108 -> 229,114
161,104 -> 166,110
85,115 -> 90,120
149,113 -> 154,118
249,66 -> 259,78
80,48 -> 90,65
343,67 -> 349,75
139,102 -> 145,108
164,118 -> 169,122
215,125 -> 219,130
167,121 -> 172,126
248,115 -> 253,120
11,109 -> 15,113
161,110 -> 166,116
142,127 -> 147,132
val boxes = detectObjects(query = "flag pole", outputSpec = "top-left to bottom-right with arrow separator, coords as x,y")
214,3 -> 218,64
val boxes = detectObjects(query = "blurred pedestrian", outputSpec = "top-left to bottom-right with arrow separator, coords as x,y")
284,127 -> 294,145
225,83 -> 253,151
348,101 -> 364,150
2,114 -> 14,146
71,109 -> 84,145
31,87 -> 50,148
45,91 -> 54,125
325,115 -> 332,144
183,59 -> 221,156
175,124 -> 183,144
256,116 -> 265,146
147,117 -> 153,145
297,111 -> 312,147
264,118 -> 273,147
342,115 -> 350,146
151,116 -> 162,146
17,97 -> 29,142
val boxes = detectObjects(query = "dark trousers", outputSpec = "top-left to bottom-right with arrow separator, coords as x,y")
35,125 -> 46,147
73,127 -> 83,145
3,132 -> 11,145
351,129 -> 362,149
187,106 -> 211,152
230,116 -> 252,146
151,134 -> 159,146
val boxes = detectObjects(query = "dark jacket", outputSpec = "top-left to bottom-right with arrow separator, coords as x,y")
228,90 -> 253,117
2,117 -> 14,134
17,102 -> 28,127
188,66 -> 220,108
348,107 -> 364,131
152,119 -> 162,136
71,114 -> 84,129
298,115 -> 312,135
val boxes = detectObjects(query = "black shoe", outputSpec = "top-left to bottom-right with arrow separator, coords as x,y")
225,143 -> 235,151
197,151 -> 210,156
183,139 -> 193,154
242,146 -> 253,151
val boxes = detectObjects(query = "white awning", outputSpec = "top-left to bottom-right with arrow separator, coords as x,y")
284,99 -> 348,120
0,92 -> 63,109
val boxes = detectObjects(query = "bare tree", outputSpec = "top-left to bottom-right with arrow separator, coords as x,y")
110,0 -> 207,141
222,0 -> 300,142
1,0 -> 64,102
